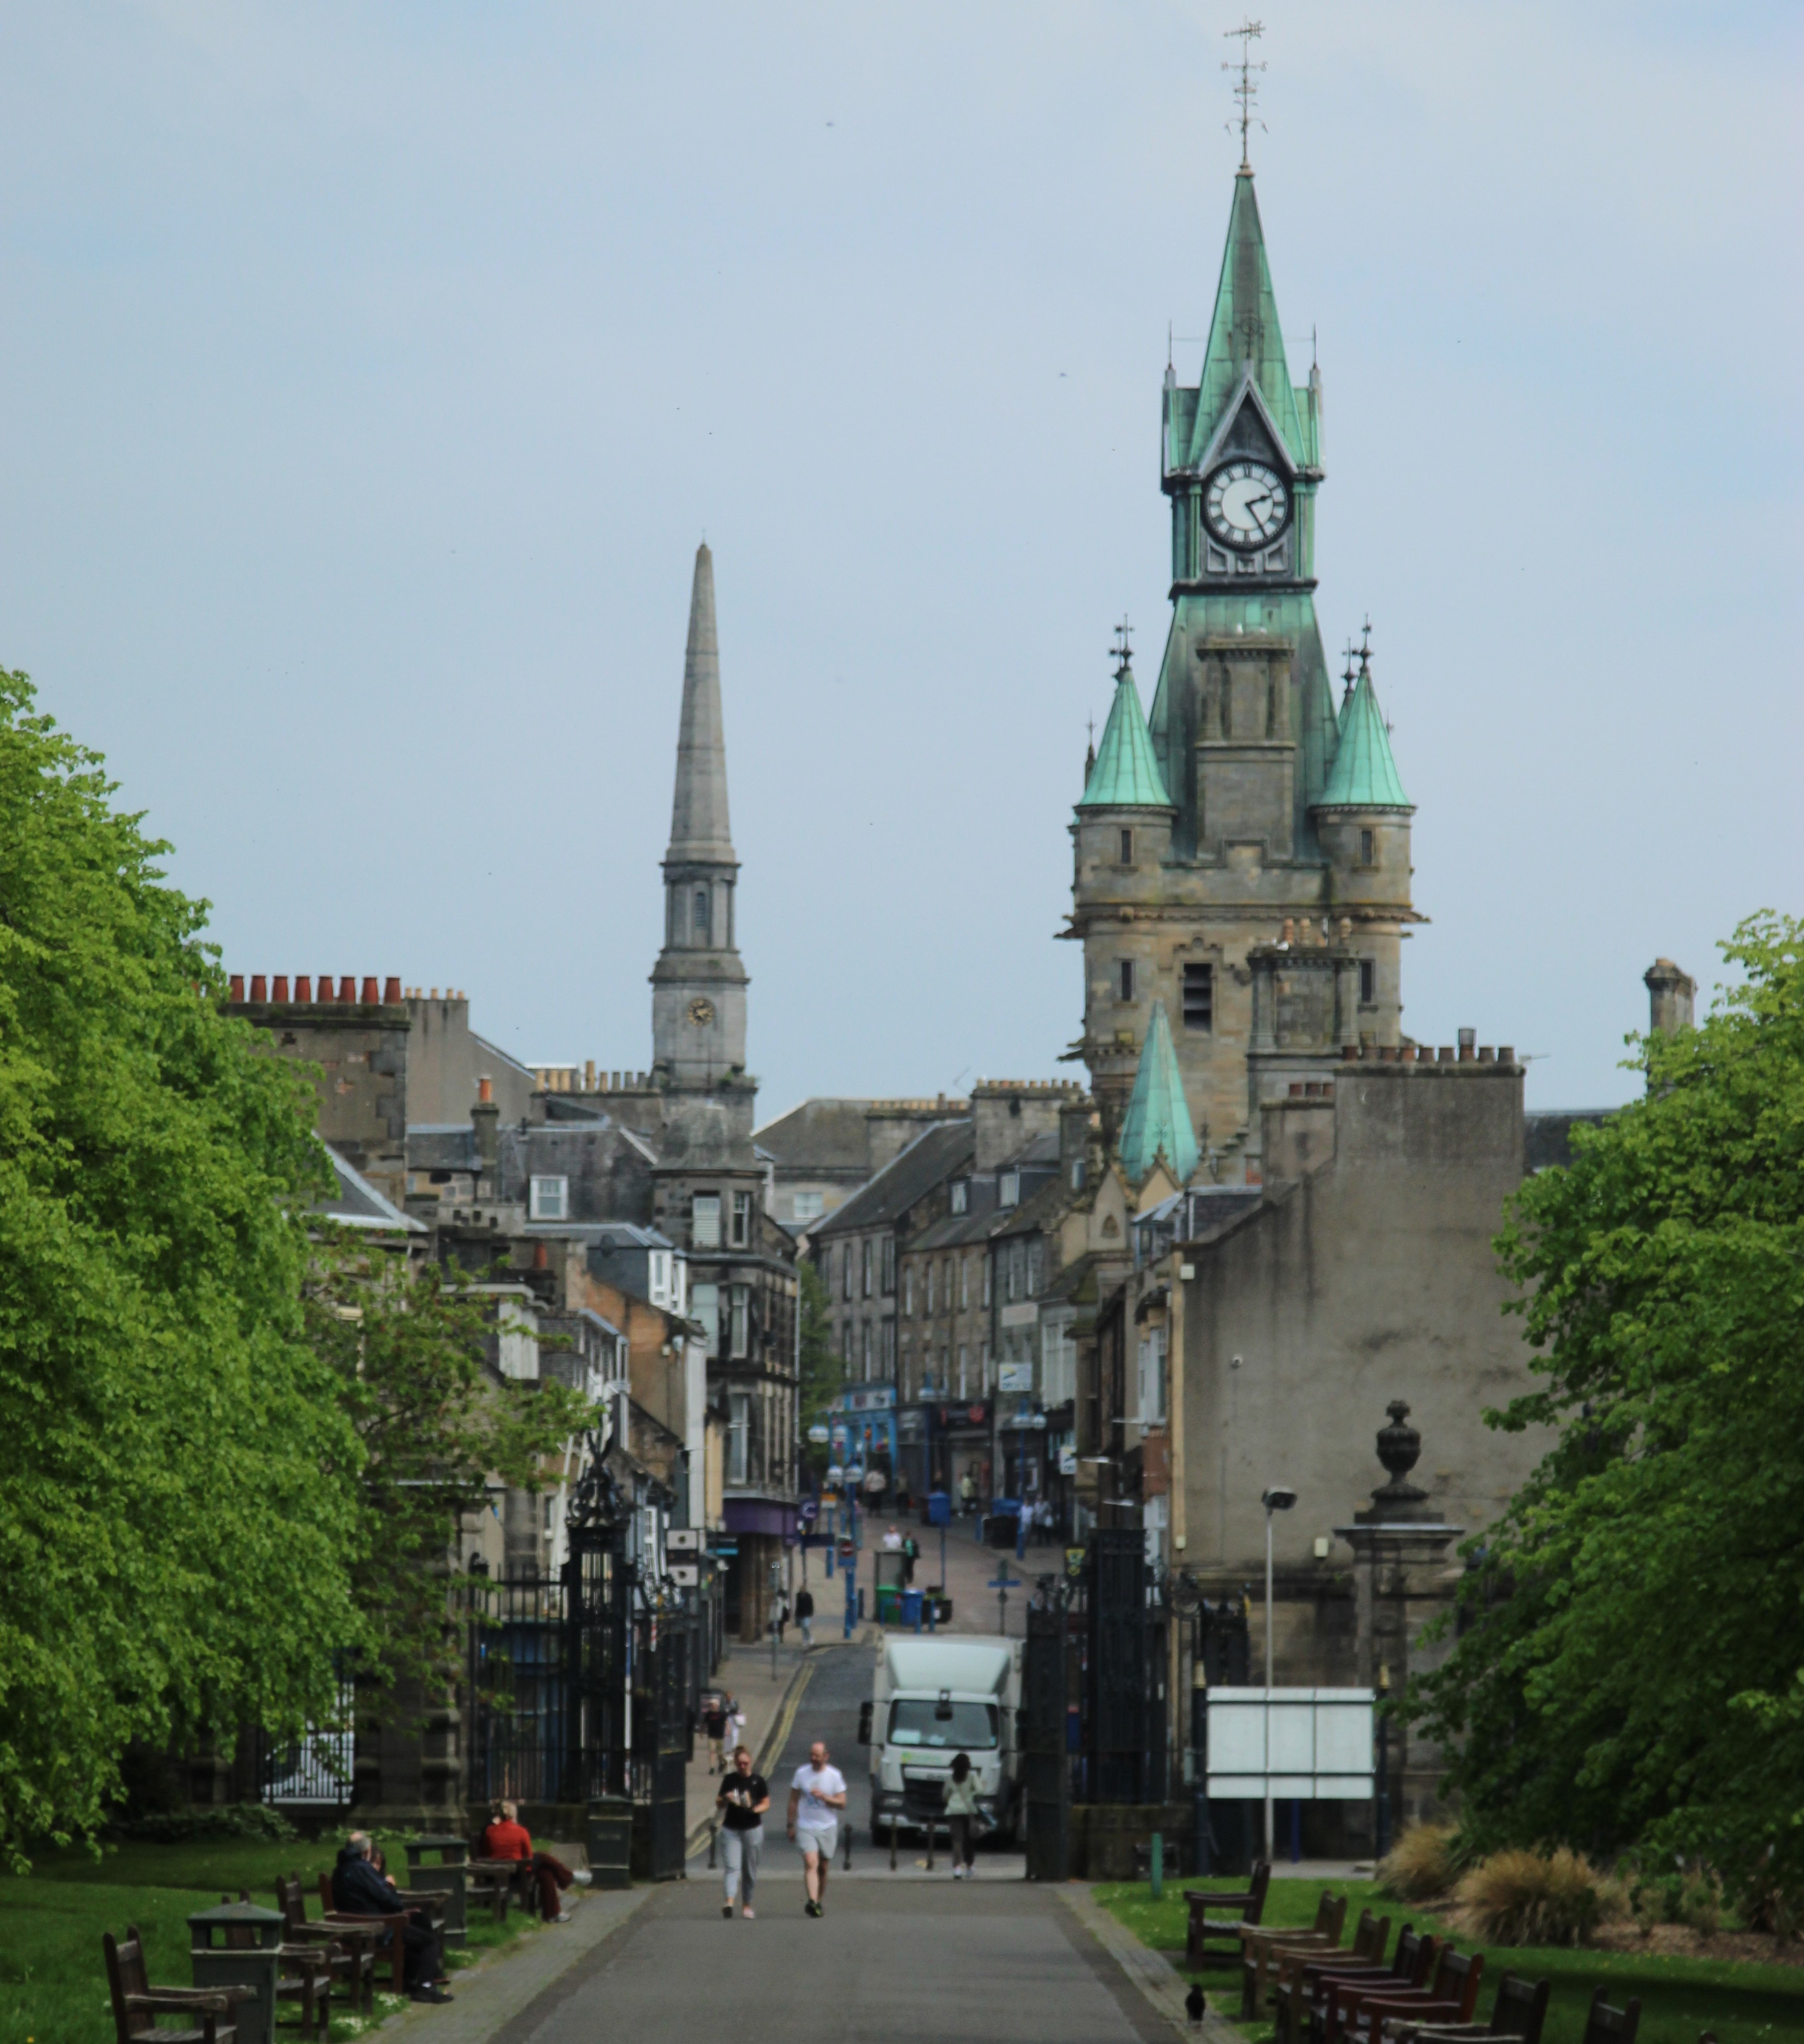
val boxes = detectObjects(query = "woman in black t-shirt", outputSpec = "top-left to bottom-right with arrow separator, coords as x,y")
716,1745 -> 770,1919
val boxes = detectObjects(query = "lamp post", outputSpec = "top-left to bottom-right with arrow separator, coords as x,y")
1260,1485 -> 1297,1863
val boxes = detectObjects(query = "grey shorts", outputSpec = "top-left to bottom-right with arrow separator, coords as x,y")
796,1823 -> 837,1862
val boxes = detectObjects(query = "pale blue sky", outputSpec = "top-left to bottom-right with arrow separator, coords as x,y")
1,3 -> 1797,1118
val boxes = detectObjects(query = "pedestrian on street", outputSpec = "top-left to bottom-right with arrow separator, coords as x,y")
703,1694 -> 728,1773
900,1531 -> 919,1585
882,1523 -> 903,1551
786,1738 -> 847,1917
959,1471 -> 976,1516
728,1697 -> 746,1754
943,1753 -> 981,1880
794,1585 -> 815,1649
715,1745 -> 769,1919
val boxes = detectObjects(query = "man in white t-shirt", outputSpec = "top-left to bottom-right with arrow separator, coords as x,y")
786,1739 -> 847,1917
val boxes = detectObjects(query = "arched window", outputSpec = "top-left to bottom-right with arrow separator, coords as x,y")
693,887 -> 710,942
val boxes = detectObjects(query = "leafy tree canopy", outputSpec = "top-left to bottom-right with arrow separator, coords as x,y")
1414,913 -> 1804,1911
0,671 -> 358,1863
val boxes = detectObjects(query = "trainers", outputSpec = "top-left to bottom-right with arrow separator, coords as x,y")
722,1902 -> 734,1918
741,1906 -> 755,1920
552,1910 -> 574,1923
411,1986 -> 454,2004
805,1898 -> 822,1918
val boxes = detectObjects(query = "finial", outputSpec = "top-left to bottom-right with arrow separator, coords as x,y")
1358,615 -> 1373,674
1223,18 -> 1267,172
1339,640 -> 1359,698
1111,616 -> 1133,681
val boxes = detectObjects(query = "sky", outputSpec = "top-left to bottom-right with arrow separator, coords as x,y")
1,2 -> 1798,1121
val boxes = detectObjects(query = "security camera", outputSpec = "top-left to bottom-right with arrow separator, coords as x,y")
1262,1486 -> 1298,1512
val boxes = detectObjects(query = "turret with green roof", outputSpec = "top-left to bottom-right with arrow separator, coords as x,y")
1078,657 -> 1172,811
1117,1001 -> 1200,1187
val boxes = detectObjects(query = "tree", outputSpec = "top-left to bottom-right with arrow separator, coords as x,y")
304,1244 -> 591,1705
1414,913 -> 1804,1912
0,671 -> 362,1863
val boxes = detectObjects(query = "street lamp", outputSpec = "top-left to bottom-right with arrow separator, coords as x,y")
1261,1485 -> 1297,1863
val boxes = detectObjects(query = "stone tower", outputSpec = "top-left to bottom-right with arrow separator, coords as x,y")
1066,167 -> 1417,1180
652,542 -> 750,1089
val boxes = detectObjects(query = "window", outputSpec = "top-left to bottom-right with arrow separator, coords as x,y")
882,1238 -> 896,1294
861,1322 -> 872,1381
1119,959 -> 1135,1002
883,1322 -> 896,1379
529,1174 -> 568,1221
691,1192 -> 721,1247
950,1179 -> 969,1216
1182,961 -> 1214,1032
861,1239 -> 873,1297
903,1266 -> 914,1316
958,1344 -> 969,1397
648,1250 -> 672,1307
693,885 -> 711,941
1071,1158 -> 1086,1190
1136,1327 -> 1168,1424
1005,1250 -> 1016,1303
1359,829 -> 1375,867
960,1257 -> 970,1309
728,1392 -> 749,1485
729,1284 -> 749,1360
1360,959 -> 1375,1006
730,1190 -> 752,1248
792,1189 -> 824,1222
1000,1171 -> 1019,1209
840,1243 -> 852,1301
1027,1240 -> 1043,1294
983,1259 -> 992,1308
927,1261 -> 936,1316
693,1282 -> 719,1354
1119,828 -> 1134,864
982,1342 -> 993,1392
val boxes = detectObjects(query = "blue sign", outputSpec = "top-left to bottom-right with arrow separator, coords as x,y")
987,1574 -> 1023,1591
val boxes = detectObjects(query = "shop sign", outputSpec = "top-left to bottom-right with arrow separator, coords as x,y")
997,1362 -> 1034,1393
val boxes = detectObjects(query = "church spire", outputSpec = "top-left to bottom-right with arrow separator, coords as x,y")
1117,1001 -> 1200,1186
666,542 -> 734,865
1188,171 -> 1305,471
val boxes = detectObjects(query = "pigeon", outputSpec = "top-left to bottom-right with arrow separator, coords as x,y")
1185,1982 -> 1207,2026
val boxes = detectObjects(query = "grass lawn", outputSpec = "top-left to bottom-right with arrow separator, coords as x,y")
1,1836 -> 541,2044
1094,1876 -> 1804,2044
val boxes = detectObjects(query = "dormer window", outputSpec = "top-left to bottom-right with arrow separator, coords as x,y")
529,1175 -> 567,1221
950,1180 -> 969,1216
999,1171 -> 1020,1209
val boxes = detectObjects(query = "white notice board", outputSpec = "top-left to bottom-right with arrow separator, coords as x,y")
1206,1686 -> 1374,1800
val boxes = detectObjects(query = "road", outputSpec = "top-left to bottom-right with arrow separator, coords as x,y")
491,1644 -> 1165,2044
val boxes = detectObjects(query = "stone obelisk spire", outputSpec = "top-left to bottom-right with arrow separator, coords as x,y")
651,544 -> 749,1087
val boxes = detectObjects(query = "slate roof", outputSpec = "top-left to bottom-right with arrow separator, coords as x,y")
1318,658 -> 1410,810
315,1140 -> 426,1233
1078,664 -> 1172,810
808,1120 -> 974,1236
1118,1001 -> 1200,1185
753,1097 -> 877,1171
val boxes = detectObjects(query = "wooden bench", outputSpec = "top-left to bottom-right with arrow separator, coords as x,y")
1390,1970 -> 1552,2044
1280,1926 -> 1431,2044
1182,1859 -> 1271,1967
1239,1889 -> 1348,2019
272,1874 -> 379,2019
1339,1945 -> 1483,2044
104,1927 -> 241,2044
313,1875 -> 413,1997
221,1892 -> 331,2038
1578,1988 -> 1641,2044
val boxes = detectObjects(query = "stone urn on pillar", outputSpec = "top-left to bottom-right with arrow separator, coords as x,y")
1334,1402 -> 1464,1840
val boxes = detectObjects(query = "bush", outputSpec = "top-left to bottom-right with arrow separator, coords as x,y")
1456,1846 -> 1625,1947
116,1804 -> 298,1845
1375,1822 -> 1458,1901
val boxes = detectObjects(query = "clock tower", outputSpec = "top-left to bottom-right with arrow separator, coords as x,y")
1067,166 -> 1419,1179
651,542 -> 750,1090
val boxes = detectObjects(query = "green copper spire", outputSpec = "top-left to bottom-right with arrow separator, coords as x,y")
1319,654 -> 1410,809
1184,172 -> 1305,470
1078,661 -> 1172,810
1117,1001 -> 1200,1185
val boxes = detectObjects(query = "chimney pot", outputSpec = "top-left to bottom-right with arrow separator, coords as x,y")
1438,1046 -> 1454,1064
430,986 -> 440,999
383,975 -> 401,1004
338,975 -> 356,1002
229,974 -> 245,1001
271,975 -> 289,1002
478,1076 -> 493,1105
1478,1046 -> 1496,1064
585,1059 -> 596,1091
248,974 -> 267,1002
1289,1081 -> 1304,1097
294,975 -> 312,1001
1457,1027 -> 1476,1059
1499,1046 -> 1515,1065
360,975 -> 378,1003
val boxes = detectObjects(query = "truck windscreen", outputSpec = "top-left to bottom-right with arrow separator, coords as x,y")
887,1700 -> 999,1750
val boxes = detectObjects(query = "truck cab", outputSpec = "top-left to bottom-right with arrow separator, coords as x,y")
859,1637 -> 1024,1842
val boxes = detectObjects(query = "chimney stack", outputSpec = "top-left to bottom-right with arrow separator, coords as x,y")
1644,958 -> 1696,1036
472,1075 -> 500,1174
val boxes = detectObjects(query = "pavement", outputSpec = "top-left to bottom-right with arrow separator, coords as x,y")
371,1638 -> 1235,2044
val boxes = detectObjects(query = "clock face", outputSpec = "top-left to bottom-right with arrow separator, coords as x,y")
686,996 -> 716,1027
1204,460 -> 1290,549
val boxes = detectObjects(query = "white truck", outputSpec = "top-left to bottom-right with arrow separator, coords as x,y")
858,1636 -> 1025,1843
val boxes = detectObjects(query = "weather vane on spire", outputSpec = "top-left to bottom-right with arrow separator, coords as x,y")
1359,615 -> 1374,670
1112,616 -> 1133,679
1223,18 -> 1266,171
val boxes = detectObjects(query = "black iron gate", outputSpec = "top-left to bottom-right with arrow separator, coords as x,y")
631,1613 -> 689,1880
1023,1596 -> 1070,1880
1086,1529 -> 1167,1803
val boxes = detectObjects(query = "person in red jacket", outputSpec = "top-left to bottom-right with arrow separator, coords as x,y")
480,1800 -> 591,1921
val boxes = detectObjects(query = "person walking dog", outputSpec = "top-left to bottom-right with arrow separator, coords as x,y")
716,1746 -> 769,1919
786,1739 -> 847,1918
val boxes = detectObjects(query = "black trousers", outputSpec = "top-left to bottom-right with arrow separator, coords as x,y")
398,1916 -> 443,1989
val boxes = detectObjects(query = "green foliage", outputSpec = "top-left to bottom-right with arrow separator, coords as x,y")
0,672 -> 362,1868
796,1257 -> 841,1475
304,1246 -> 591,1708
1413,913 -> 1804,1912
115,1804 -> 296,1845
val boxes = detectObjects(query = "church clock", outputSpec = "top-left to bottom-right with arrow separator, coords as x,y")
686,996 -> 716,1027
1204,459 -> 1290,549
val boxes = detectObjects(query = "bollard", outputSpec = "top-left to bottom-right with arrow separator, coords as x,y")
1150,1832 -> 1164,1901
189,1903 -> 284,2044
406,1834 -> 471,1945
